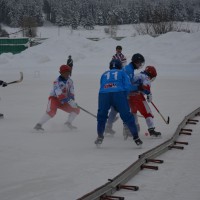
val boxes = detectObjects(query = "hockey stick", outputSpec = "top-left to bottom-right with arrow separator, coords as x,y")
7,72 -> 23,85
151,101 -> 170,124
78,105 -> 97,118
78,105 -> 143,119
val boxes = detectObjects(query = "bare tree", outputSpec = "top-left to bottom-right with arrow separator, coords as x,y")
0,24 -> 9,37
109,14 -> 118,38
20,16 -> 37,37
134,3 -> 174,36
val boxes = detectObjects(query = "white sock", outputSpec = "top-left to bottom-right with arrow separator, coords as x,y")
133,113 -> 140,133
38,113 -> 52,125
146,117 -> 154,129
67,112 -> 77,124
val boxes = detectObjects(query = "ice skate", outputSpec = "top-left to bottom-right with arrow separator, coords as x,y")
148,128 -> 161,138
134,137 -> 143,148
33,123 -> 44,133
94,136 -> 104,147
123,124 -> 132,140
65,122 -> 77,130
105,125 -> 116,135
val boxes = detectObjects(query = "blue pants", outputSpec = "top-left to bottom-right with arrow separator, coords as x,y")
97,91 -> 138,139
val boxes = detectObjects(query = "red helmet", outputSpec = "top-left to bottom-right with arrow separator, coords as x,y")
144,66 -> 157,79
59,65 -> 71,73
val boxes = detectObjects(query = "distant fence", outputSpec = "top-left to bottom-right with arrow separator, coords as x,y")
87,36 -> 126,41
0,38 -> 30,54
77,107 -> 200,200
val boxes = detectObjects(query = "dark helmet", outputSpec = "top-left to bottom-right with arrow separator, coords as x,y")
109,59 -> 122,70
132,53 -> 145,64
116,45 -> 122,50
144,66 -> 157,79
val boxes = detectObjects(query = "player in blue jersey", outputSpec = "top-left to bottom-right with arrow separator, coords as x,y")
105,53 -> 145,135
104,46 -> 126,134
95,59 -> 143,147
123,53 -> 145,83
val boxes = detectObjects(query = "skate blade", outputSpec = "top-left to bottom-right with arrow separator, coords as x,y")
70,126 -> 77,130
123,134 -> 128,140
31,129 -> 45,133
96,144 -> 101,148
123,133 -> 132,140
136,144 -> 142,149
150,135 -> 162,139
63,125 -> 78,132
105,132 -> 115,137
66,126 -> 77,130
95,143 -> 102,148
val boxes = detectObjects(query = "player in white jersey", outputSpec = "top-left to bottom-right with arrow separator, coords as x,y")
127,66 -> 161,138
112,45 -> 127,67
33,65 -> 80,131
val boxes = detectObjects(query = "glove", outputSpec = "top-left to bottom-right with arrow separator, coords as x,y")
2,82 -> 7,87
0,81 -> 7,87
147,94 -> 152,102
68,99 -> 78,108
138,84 -> 143,91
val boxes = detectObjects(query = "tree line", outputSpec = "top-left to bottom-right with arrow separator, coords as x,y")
0,0 -> 200,30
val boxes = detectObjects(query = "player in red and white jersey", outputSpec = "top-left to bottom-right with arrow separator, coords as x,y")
33,65 -> 80,131
127,66 -> 161,138
112,45 -> 127,67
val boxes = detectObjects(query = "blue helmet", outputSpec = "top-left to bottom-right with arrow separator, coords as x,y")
109,59 -> 122,70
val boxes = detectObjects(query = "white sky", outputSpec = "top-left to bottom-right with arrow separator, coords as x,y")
0,24 -> 200,200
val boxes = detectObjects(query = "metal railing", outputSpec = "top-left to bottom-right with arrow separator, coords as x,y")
77,107 -> 200,200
